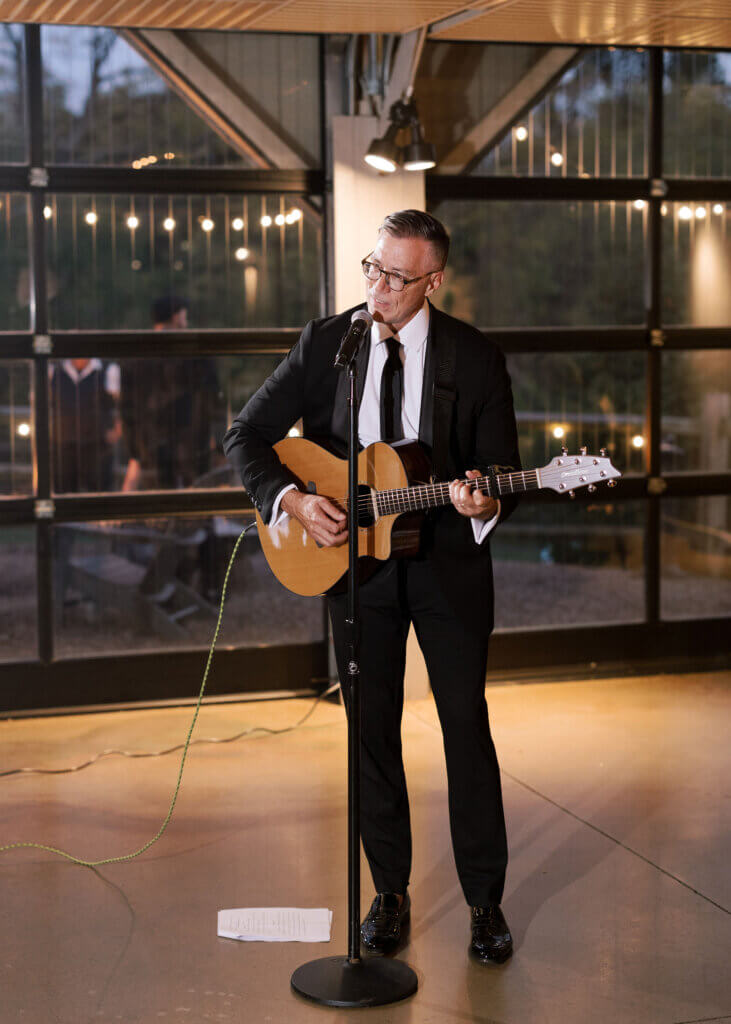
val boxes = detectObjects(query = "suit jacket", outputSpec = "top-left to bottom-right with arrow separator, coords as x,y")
223,301 -> 521,635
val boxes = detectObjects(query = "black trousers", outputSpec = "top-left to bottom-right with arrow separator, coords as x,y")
328,556 -> 508,907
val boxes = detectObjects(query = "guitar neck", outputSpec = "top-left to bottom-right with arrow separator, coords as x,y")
375,468 -> 540,516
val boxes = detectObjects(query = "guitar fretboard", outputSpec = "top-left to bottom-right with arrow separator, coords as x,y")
374,469 -> 539,517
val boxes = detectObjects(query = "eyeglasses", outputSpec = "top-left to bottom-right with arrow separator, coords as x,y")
361,255 -> 440,293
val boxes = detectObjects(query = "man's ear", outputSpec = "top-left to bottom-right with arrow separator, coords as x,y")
425,271 -> 444,298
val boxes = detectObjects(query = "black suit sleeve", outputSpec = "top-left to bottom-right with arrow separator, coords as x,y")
472,343 -> 522,524
222,320 -> 314,520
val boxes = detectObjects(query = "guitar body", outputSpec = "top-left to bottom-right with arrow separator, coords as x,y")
254,438 -> 429,596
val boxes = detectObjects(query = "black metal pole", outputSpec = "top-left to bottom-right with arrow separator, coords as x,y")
290,342 -> 417,1009
345,362 -> 361,963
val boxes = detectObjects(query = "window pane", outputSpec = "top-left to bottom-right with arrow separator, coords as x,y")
493,500 -> 645,629
661,497 -> 731,620
508,352 -> 646,479
53,515 -> 325,657
0,194 -> 31,330
0,360 -> 33,496
663,202 -> 730,325
46,194 -> 321,329
42,26 -> 320,169
662,351 -> 731,474
49,354 -> 282,493
0,525 -> 36,662
0,24 -> 26,163
419,44 -> 648,177
432,200 -> 645,326
664,51 -> 731,179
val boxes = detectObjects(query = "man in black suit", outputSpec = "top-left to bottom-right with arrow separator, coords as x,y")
223,210 -> 521,964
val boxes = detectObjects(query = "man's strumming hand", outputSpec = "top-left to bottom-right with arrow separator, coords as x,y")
281,490 -> 348,547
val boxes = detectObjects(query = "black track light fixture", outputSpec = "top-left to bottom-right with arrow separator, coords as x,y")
365,98 -> 436,173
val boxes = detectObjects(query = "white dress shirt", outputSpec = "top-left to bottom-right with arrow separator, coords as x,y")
270,302 -> 500,544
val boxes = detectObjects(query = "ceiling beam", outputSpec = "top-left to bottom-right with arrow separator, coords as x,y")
123,28 -> 308,171
438,46 -> 579,175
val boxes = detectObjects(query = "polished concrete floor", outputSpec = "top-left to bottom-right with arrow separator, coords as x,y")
1,671 -> 730,1024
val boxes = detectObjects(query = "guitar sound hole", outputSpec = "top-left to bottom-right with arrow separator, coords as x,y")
356,484 -> 375,529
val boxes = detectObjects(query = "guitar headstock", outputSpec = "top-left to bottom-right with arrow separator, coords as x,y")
539,446 -> 621,497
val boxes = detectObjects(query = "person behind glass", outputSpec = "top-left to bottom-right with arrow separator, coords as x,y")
49,358 -> 120,493
121,296 -> 223,492
223,210 -> 521,965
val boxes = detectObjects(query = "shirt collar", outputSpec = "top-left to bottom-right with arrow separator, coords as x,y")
372,301 -> 430,352
61,359 -> 102,383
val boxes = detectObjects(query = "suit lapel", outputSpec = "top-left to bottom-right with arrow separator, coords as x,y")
418,302 -> 437,451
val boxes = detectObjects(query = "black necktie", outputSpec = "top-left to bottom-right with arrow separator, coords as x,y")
380,336 -> 404,442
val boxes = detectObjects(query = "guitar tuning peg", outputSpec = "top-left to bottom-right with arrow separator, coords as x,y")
587,484 -> 596,493
580,445 -> 587,456
568,490 -> 576,499
561,446 -> 568,456
607,479 -> 617,488
600,447 -> 608,457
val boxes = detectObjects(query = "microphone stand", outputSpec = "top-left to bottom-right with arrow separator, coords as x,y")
290,340 -> 418,1008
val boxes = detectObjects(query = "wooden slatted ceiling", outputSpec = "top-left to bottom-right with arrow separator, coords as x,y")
0,0 -> 729,47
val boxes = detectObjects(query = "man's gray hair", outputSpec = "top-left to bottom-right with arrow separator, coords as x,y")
379,209 -> 450,269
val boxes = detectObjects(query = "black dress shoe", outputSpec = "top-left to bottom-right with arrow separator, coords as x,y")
470,904 -> 513,964
360,892 -> 410,954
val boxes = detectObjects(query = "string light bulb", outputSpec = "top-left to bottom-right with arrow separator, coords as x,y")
17,422 -> 31,437
84,211 -> 98,225
631,434 -> 645,449
695,206 -> 706,220
678,206 -> 693,221
235,247 -> 249,261
163,217 -> 176,231
260,214 -> 272,227
274,213 -> 286,226
126,214 -> 139,229
552,425 -> 566,440
232,217 -> 244,230
550,152 -> 564,167
43,205 -> 52,220
201,217 -> 214,232
633,199 -> 646,210
515,125 -> 528,141
712,203 -> 724,215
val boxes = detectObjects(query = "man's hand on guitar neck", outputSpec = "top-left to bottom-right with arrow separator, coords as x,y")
280,489 -> 348,547
449,470 -> 499,521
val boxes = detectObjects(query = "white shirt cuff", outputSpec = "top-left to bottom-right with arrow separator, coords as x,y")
269,483 -> 298,527
471,500 -> 501,545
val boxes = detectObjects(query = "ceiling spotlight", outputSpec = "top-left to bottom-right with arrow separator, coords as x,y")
712,203 -> 724,215
235,247 -> 249,261
515,125 -> 528,142
365,120 -> 401,173
678,206 -> 693,221
84,211 -> 98,225
163,217 -> 176,231
364,98 -> 435,174
695,206 -> 706,220
126,214 -> 139,229
633,199 -> 646,210
274,213 -> 286,226
550,152 -> 564,167
201,217 -> 214,232
232,217 -> 244,230
260,214 -> 272,227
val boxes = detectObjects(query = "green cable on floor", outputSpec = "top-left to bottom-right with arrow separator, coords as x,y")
0,522 -> 254,868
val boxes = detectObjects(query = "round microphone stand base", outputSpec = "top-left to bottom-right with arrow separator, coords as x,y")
291,955 -> 418,1008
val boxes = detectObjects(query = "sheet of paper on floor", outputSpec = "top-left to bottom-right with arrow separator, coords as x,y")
217,907 -> 333,942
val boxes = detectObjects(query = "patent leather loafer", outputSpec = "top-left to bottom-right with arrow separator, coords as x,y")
360,892 -> 410,954
470,904 -> 513,964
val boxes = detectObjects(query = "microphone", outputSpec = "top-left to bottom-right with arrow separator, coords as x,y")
334,309 -> 374,369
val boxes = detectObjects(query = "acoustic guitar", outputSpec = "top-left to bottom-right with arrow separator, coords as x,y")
254,437 -> 622,597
